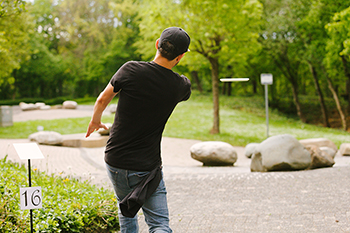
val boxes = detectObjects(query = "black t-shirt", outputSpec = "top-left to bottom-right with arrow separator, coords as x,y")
105,61 -> 191,171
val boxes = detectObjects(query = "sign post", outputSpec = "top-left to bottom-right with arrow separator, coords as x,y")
260,74 -> 273,138
13,143 -> 45,233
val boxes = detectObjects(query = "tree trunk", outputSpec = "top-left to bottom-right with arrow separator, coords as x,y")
341,56 -> 350,112
209,57 -> 220,134
222,82 -> 232,96
273,52 -> 305,122
191,71 -> 203,93
227,82 -> 232,96
308,63 -> 330,127
326,75 -> 347,130
290,80 -> 305,122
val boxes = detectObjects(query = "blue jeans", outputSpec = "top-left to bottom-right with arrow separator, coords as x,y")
106,163 -> 172,233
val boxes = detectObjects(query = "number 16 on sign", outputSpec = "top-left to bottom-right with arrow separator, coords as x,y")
20,187 -> 42,210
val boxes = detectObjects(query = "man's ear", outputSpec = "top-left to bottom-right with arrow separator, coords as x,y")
155,39 -> 160,49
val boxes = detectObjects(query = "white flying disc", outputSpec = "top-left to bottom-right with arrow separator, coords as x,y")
220,78 -> 249,82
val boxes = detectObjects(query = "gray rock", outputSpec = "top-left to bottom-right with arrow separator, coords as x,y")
244,143 -> 259,158
319,147 -> 337,159
51,105 -> 63,109
251,134 -> 311,172
62,100 -> 78,109
35,102 -> 46,108
29,131 -> 64,145
305,145 -> 335,169
190,141 -> 237,166
35,102 -> 51,110
97,123 -> 113,136
20,102 -> 38,111
337,143 -> 350,156
108,104 -> 117,113
299,138 -> 337,152
40,105 -> 51,110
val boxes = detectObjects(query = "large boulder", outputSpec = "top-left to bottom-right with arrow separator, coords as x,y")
29,131 -> 64,145
190,141 -> 237,166
62,100 -> 78,109
305,145 -> 335,169
251,134 -> 311,172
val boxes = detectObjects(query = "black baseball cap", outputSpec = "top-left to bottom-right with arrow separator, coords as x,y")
159,27 -> 191,57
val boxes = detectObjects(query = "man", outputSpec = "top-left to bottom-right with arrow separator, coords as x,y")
86,27 -> 191,233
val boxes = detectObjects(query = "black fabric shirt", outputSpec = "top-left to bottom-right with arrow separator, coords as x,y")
119,166 -> 162,218
105,61 -> 191,171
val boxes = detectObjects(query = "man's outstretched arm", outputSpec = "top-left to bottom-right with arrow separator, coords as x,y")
86,83 -> 117,138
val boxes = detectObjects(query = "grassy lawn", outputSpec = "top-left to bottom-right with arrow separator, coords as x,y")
0,91 -> 349,147
164,92 -> 349,147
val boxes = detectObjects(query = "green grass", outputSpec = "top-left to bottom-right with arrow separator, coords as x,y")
163,92 -> 349,147
0,91 -> 349,147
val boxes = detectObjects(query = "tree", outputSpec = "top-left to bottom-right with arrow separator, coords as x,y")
137,0 -> 262,134
0,0 -> 26,18
0,0 -> 31,98
14,31 -> 70,98
325,5 -> 350,130
55,0 -> 141,97
259,0 -> 314,122
15,0 -> 141,99
13,0 -> 72,99
297,0 -> 331,127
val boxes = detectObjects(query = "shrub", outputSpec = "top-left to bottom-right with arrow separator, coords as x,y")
0,156 -> 119,232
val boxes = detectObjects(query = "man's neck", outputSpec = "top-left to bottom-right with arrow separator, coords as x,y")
153,53 -> 176,70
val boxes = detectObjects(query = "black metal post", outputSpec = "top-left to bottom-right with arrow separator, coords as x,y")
28,159 -> 33,233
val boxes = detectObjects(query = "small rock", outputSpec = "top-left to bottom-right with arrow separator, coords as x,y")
190,141 -> 237,166
35,102 -> 46,108
299,138 -> 337,152
108,104 -> 117,113
319,147 -> 336,159
51,105 -> 63,109
20,102 -> 37,111
40,105 -> 51,110
306,145 -> 335,169
337,143 -> 350,156
63,101 -> 78,109
97,123 -> 113,135
29,131 -> 63,145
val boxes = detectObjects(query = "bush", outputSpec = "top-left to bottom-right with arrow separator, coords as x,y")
0,96 -> 100,106
0,156 -> 119,232
0,97 -> 71,106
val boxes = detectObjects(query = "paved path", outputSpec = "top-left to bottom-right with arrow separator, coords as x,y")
2,107 -> 350,232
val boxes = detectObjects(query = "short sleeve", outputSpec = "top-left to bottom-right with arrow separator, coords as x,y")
180,75 -> 192,101
110,62 -> 132,93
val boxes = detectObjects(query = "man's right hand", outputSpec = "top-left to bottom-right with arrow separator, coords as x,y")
85,121 -> 109,138
86,83 -> 117,138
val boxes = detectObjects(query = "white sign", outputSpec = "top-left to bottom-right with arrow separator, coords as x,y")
20,187 -> 43,210
260,73 -> 273,85
13,143 -> 44,160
